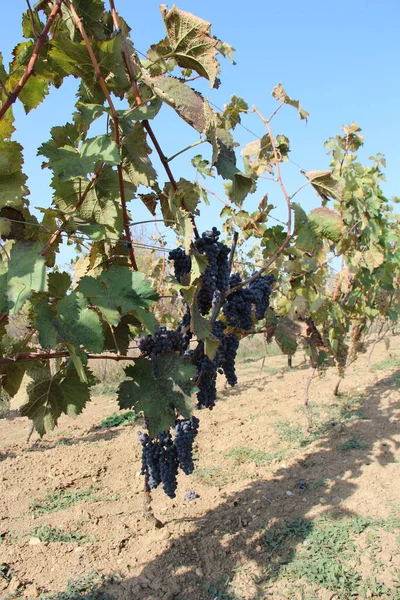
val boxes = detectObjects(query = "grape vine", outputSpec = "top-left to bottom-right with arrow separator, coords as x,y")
0,0 -> 398,514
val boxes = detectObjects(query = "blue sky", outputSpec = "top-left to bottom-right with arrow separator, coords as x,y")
3,1 -> 400,260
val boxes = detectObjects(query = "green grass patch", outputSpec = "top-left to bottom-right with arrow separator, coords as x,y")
99,411 -> 137,429
372,357 -> 400,371
193,466 -> 234,487
30,486 -> 105,516
338,436 -> 368,452
262,513 -> 400,599
225,446 -> 286,466
28,524 -> 91,544
38,571 -> 117,600
275,421 -> 311,447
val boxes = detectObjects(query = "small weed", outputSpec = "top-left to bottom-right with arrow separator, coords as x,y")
99,411 -> 137,429
275,421 -> 311,447
225,447 -> 286,466
29,525 -> 91,544
30,486 -> 103,516
193,466 -> 234,487
205,581 -> 241,600
338,437 -> 368,452
39,571 -> 118,600
262,513 -> 400,598
311,477 -> 329,489
372,357 -> 400,370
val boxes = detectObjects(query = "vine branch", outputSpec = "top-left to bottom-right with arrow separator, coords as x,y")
0,0 -> 63,120
65,0 -> 138,270
108,0 -> 200,239
0,352 -> 138,365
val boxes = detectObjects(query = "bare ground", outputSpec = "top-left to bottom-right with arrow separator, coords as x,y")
0,337 -> 399,600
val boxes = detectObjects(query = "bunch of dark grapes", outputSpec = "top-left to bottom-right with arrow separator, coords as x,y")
194,228 -> 231,315
173,416 -> 200,475
220,334 -> 239,386
176,304 -> 192,349
137,432 -> 161,489
168,247 -> 191,283
248,274 -> 275,319
223,274 -> 254,330
138,326 -> 189,375
158,431 -> 179,498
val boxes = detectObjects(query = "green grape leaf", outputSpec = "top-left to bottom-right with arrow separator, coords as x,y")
0,362 -> 26,398
272,83 -> 309,120
102,315 -> 140,354
39,135 -> 120,181
362,246 -> 385,272
274,317 -> 299,356
34,292 -> 104,353
118,354 -> 197,437
78,267 -> 158,327
218,95 -> 248,131
17,76 -> 49,113
0,141 -> 29,209
121,124 -> 157,187
20,362 -> 93,437
6,240 -> 47,315
215,141 -> 252,206
160,5 -> 219,86
48,271 -> 72,299
308,207 -> 342,243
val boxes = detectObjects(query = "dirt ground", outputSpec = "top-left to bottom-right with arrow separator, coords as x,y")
0,337 -> 399,600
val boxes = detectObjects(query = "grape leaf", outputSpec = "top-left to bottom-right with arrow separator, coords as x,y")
160,5 -> 219,87
121,124 -> 157,187
272,83 -> 309,121
34,292 -> 104,353
146,75 -> 206,132
118,354 -> 197,438
274,317 -> 299,356
39,135 -> 120,181
78,267 -> 158,327
20,362 -> 93,437
48,271 -> 72,299
308,207 -> 342,243
6,240 -> 47,315
0,141 -> 29,209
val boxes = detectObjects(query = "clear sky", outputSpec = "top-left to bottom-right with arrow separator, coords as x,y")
3,1 -> 400,260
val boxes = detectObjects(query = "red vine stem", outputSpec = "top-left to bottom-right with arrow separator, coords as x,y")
108,0 -> 200,239
0,351 -> 138,365
41,162 -> 105,256
0,0 -> 63,120
65,0 -> 138,270
227,106 -> 293,295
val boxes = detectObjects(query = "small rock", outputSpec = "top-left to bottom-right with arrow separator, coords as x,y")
285,490 -> 293,496
74,546 -> 83,553
319,497 -> 326,504
195,567 -> 204,577
28,537 -> 42,546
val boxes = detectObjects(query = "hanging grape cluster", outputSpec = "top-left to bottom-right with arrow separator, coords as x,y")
137,228 -> 275,497
138,416 -> 199,498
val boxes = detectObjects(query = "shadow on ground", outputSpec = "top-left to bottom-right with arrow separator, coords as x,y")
40,370 -> 400,600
